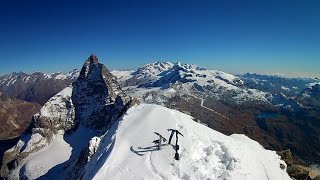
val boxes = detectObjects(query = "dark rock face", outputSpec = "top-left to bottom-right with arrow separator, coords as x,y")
72,54 -> 137,131
68,137 -> 101,179
278,150 -> 294,166
277,148 -> 319,179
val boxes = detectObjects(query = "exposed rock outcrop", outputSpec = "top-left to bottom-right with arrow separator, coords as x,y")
278,149 -> 319,180
72,54 -> 136,132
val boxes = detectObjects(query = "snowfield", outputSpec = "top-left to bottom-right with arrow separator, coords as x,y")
84,104 -> 290,180
111,70 -> 134,83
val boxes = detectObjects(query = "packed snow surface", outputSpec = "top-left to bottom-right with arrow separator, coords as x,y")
84,104 -> 290,180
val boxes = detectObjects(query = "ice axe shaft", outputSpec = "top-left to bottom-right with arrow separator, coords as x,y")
154,132 -> 166,150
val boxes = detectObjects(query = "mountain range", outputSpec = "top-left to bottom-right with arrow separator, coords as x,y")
0,70 -> 79,105
112,62 -> 320,166
0,55 -> 319,179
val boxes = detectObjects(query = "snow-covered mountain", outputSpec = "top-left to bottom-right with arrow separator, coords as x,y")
0,57 -> 293,179
0,69 -> 79,105
110,70 -> 134,83
119,62 -> 270,106
240,73 -> 319,97
110,62 -> 320,167
1,101 -> 291,179
0,69 -> 79,85
297,83 -> 320,109
0,58 -> 319,179
82,104 -> 290,180
123,62 -> 244,88
0,55 -> 138,179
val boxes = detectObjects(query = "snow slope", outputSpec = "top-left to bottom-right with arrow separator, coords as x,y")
84,104 -> 290,180
7,126 -> 97,179
110,70 -> 134,83
22,132 -> 72,179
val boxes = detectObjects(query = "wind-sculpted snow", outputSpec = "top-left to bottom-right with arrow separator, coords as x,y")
83,104 -> 290,180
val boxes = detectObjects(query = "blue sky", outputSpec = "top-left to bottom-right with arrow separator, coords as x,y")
0,0 -> 319,77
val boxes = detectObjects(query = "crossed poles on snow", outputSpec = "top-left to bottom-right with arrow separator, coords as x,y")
153,129 -> 184,160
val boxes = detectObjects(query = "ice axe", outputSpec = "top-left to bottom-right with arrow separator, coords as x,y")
154,132 -> 167,150
167,129 -> 184,160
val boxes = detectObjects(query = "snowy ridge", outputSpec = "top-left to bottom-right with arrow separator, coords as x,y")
83,104 -> 290,180
307,82 -> 320,88
115,62 -> 271,105
5,104 -> 290,179
134,61 -> 174,78
40,86 -> 72,116
131,62 -> 244,89
38,85 -> 75,129
0,69 -> 79,87
300,82 -> 320,101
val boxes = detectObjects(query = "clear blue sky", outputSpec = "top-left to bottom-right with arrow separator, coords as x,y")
0,0 -> 319,77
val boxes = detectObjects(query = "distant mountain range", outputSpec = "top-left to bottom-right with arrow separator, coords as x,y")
0,56 -> 293,180
112,62 -> 320,165
0,70 -> 79,105
0,56 -> 319,179
0,60 -> 320,175
240,73 -> 318,96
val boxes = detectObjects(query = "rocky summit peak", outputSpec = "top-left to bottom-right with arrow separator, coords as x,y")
79,54 -> 104,80
87,54 -> 99,64
73,55 -> 138,130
